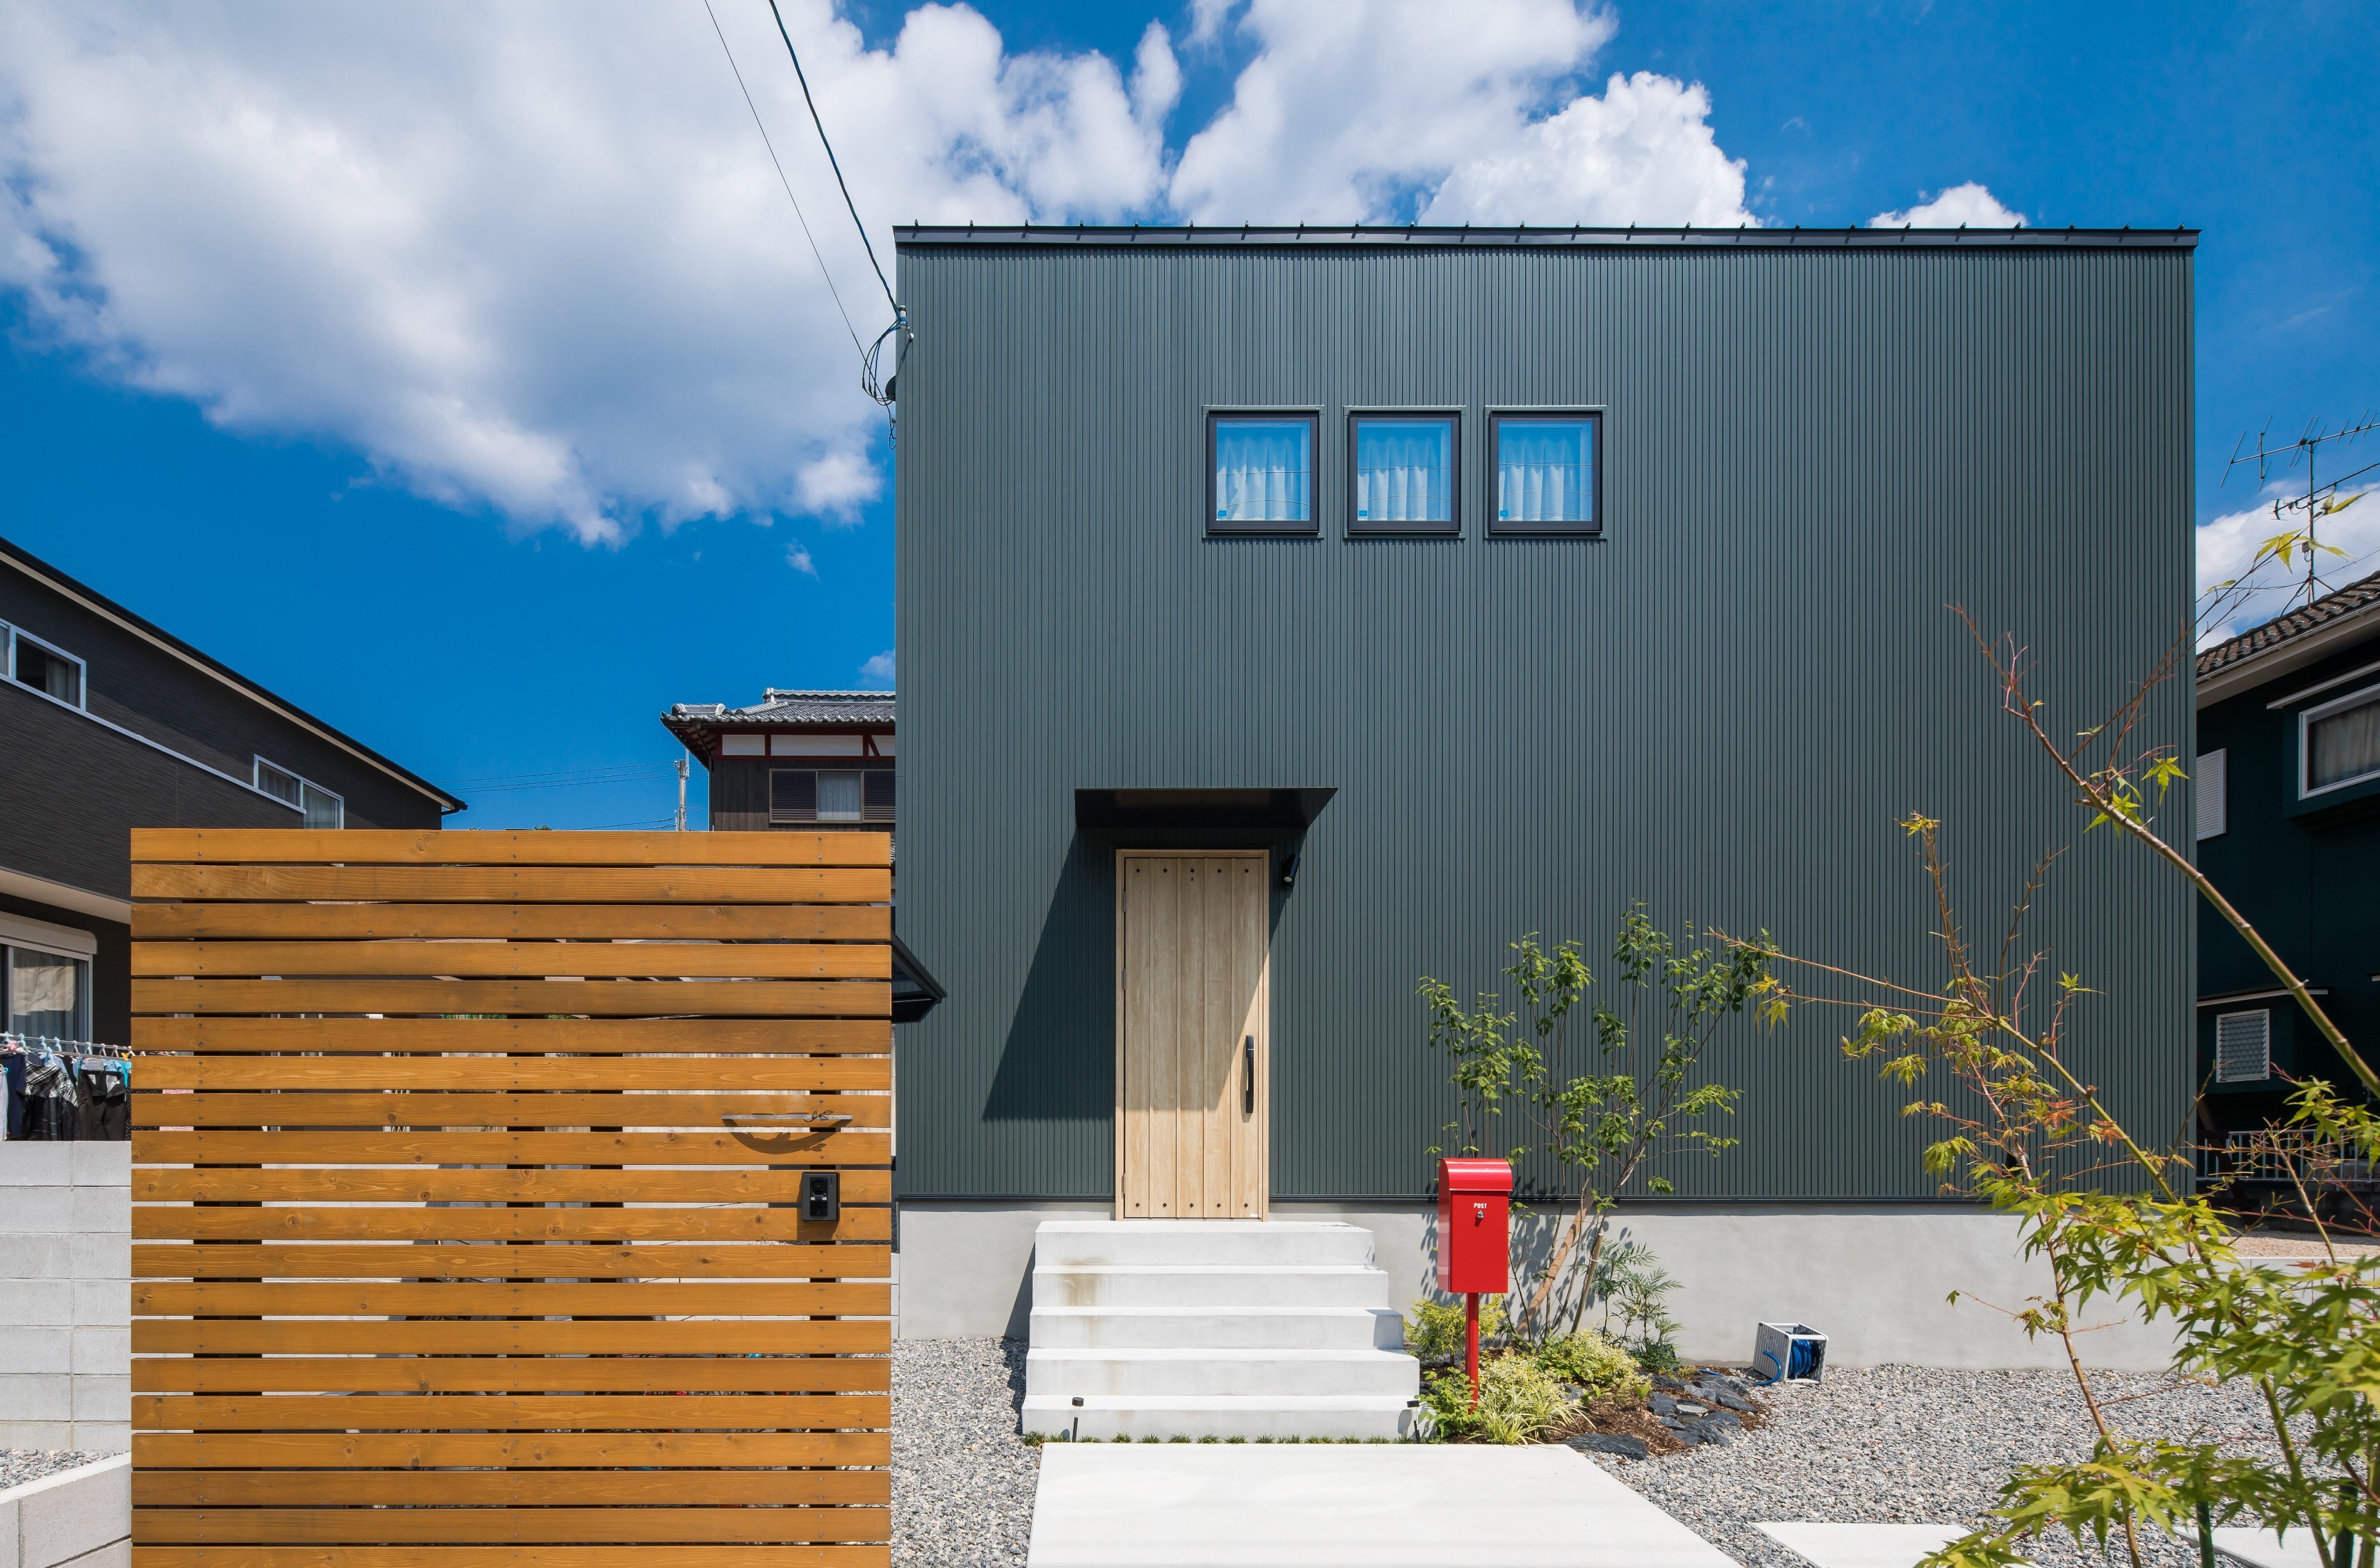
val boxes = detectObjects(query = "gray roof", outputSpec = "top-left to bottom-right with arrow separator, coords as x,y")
894,223 -> 2198,252
661,689 -> 893,757
2198,573 -> 2380,686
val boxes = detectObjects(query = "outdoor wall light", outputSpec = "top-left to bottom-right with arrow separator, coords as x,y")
1279,852 -> 1301,889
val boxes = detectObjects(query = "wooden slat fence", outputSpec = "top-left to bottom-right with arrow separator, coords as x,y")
127,829 -> 893,1568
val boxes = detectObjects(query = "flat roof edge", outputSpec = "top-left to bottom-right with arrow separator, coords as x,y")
894,224 -> 2198,251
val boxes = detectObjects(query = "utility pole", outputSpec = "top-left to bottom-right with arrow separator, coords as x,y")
675,754 -> 689,832
2226,414 -> 2380,607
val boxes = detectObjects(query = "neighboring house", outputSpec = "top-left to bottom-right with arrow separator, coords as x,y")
0,534 -> 462,1049
661,688 -> 941,1021
2193,570 -> 2380,1149
890,222 -> 2196,1413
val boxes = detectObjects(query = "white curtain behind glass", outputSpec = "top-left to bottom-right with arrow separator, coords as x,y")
9,947 -> 81,1038
1356,423 -> 1450,523
1496,422 -> 1592,524
2312,696 -> 2380,790
1215,422 -> 1311,523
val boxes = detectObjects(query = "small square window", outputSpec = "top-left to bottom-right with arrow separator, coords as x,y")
2302,686 -> 2380,798
2215,1010 -> 2271,1084
1210,414 -> 1317,531
1491,412 -> 1600,533
817,770 -> 864,822
1351,414 -> 1457,532
11,632 -> 84,706
770,769 -> 817,823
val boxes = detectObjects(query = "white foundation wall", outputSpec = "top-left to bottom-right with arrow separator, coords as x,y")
894,1199 -> 2176,1371
0,1144 -> 131,1452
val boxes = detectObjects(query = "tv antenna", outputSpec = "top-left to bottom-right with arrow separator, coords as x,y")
2225,414 -> 2380,608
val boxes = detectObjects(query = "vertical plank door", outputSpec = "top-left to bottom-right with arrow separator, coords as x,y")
126,827 -> 893,1568
1117,851 -> 1268,1218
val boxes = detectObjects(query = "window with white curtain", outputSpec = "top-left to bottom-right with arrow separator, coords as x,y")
255,757 -> 345,827
1492,413 -> 1600,533
1210,414 -> 1316,530
2302,685 -> 2380,798
9,627 -> 85,707
5,944 -> 90,1040
1351,414 -> 1457,531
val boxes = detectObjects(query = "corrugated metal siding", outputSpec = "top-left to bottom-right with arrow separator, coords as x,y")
894,243 -> 2194,1201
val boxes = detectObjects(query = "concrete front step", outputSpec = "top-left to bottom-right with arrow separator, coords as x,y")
1030,1306 -> 1406,1351
1032,1220 -> 1380,1270
1033,1265 -> 1390,1311
1026,1347 -> 1422,1398
1020,1392 -> 1417,1441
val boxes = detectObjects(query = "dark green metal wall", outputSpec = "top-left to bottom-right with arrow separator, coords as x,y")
893,234 -> 2196,1201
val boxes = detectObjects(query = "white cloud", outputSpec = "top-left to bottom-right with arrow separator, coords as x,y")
859,649 -> 895,686
0,0 -> 1769,545
1869,181 -> 2024,229
2198,486 -> 2380,645
0,1 -> 1175,543
1423,73 -> 1750,227
786,541 -> 818,576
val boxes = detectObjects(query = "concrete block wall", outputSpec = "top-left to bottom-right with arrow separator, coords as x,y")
0,1455 -> 131,1568
0,1146 -> 130,1453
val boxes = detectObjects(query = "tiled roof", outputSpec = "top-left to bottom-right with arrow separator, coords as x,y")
661,689 -> 893,756
2197,573 -> 2380,680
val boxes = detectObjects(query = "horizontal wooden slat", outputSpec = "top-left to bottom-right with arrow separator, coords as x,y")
135,1281 -> 886,1317
136,1056 -> 889,1092
132,978 -> 890,1018
134,1318 -> 889,1357
135,1507 -> 888,1546
134,1393 -> 888,1432
134,1357 -> 889,1394
135,1129 -> 887,1167
132,941 -> 889,980
132,827 -> 891,867
133,864 -> 889,904
133,1431 -> 888,1470
134,901 -> 892,943
133,1167 -> 891,1206
133,1091 -> 888,1130
136,1205 -> 886,1244
133,1243 -> 890,1280
132,1550 -> 884,1567
134,1470 -> 888,1507
131,1017 -> 889,1055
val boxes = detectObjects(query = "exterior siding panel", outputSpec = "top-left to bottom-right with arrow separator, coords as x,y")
896,241 -> 2194,1202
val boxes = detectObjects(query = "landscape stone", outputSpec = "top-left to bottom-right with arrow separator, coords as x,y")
1647,1394 -> 1677,1416
1564,1432 -> 1651,1460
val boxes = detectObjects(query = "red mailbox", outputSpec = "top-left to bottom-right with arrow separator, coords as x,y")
1436,1157 -> 1512,1294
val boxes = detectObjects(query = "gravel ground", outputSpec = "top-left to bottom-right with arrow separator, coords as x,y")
1597,1366 -> 2281,1567
893,1337 -> 1039,1567
0,1450 -> 116,1491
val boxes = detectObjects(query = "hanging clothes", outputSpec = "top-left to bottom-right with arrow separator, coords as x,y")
19,1049 -> 78,1141
75,1060 -> 130,1141
1,1047 -> 25,1140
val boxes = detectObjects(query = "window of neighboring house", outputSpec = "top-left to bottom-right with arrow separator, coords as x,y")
817,770 -> 864,822
256,758 -> 345,828
1351,414 -> 1457,533
864,768 -> 896,822
2302,684 -> 2380,798
8,626 -> 85,707
1490,412 -> 1601,534
771,768 -> 891,824
1210,414 -> 1318,531
2195,748 -> 2228,840
4,943 -> 91,1042
2215,1008 -> 2272,1084
770,769 -> 818,823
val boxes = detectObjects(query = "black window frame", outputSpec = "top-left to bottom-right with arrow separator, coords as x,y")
770,768 -> 819,824
1346,410 -> 1461,535
1487,409 -> 1605,537
1207,409 -> 1321,536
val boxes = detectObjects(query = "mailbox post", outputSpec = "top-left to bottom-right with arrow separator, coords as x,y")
1435,1157 -> 1512,1406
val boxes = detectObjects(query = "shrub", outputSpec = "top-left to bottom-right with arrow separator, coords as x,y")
1417,1352 -> 1577,1444
1406,1294 -> 1504,1360
1534,1329 -> 1647,1401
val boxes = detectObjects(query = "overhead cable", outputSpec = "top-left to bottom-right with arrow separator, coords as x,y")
701,0 -> 865,356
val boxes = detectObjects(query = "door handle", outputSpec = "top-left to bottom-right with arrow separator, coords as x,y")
1244,1035 -> 1254,1115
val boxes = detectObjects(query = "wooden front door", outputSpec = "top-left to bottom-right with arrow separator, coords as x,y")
1116,851 -> 1269,1218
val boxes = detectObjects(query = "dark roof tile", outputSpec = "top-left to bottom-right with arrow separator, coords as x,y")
2198,572 -> 2380,680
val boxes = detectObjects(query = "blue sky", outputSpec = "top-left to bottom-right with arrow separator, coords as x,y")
1,1 -> 2372,829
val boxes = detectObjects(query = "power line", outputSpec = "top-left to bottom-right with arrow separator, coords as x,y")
701,0 -> 864,357
764,0 -> 895,315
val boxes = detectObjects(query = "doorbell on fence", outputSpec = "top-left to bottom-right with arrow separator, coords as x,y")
802,1170 -> 840,1223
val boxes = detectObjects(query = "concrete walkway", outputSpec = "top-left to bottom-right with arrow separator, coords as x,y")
1024,1443 -> 1735,1567
1756,1522 -> 1968,1567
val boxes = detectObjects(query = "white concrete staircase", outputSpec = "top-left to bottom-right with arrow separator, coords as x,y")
1022,1220 -> 1420,1441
